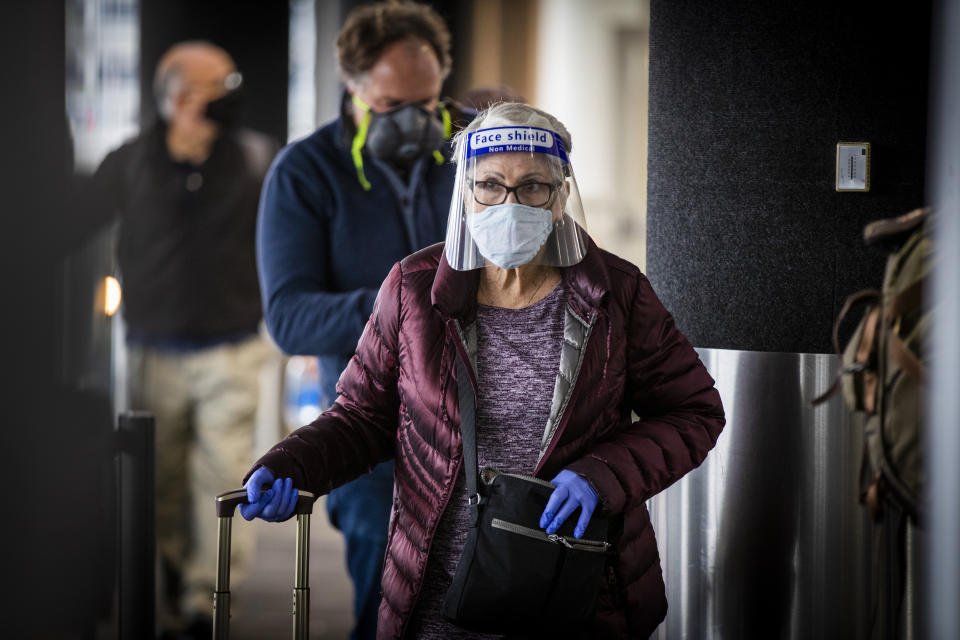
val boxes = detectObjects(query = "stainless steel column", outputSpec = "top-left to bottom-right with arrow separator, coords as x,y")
649,349 -> 874,639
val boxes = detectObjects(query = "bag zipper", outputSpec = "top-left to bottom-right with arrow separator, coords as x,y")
481,467 -> 555,490
491,518 -> 611,553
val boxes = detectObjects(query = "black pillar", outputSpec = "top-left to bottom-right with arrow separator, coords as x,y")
647,0 -> 931,353
0,1 -> 114,636
117,412 -> 156,639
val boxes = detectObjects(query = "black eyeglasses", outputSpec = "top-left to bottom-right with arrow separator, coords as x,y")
469,180 -> 559,207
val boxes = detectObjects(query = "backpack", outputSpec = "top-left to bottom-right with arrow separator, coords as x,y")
813,206 -> 931,525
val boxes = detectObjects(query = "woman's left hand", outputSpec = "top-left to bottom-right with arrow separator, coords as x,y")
540,470 -> 598,538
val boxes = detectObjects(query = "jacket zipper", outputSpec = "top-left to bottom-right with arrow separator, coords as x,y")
537,309 -> 598,468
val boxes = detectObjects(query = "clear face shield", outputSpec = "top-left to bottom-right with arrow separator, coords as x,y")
443,126 -> 588,271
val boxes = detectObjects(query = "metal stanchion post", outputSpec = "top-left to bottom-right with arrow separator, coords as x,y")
116,411 -> 155,639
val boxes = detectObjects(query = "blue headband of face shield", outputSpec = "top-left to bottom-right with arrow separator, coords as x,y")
465,126 -> 569,164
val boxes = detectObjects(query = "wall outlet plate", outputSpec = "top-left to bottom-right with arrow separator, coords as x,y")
836,142 -> 871,192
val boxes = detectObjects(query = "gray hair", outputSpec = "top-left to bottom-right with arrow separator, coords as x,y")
452,102 -> 573,163
153,63 -> 185,121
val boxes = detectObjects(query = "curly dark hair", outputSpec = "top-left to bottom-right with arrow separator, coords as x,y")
336,1 -> 452,84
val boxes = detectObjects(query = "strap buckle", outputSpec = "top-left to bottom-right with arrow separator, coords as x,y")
467,493 -> 481,506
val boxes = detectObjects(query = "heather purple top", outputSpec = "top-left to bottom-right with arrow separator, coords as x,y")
407,281 -> 567,639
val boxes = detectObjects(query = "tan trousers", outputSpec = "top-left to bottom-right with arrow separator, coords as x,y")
127,333 -> 270,620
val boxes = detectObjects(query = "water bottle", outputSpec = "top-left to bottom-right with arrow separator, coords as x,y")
283,355 -> 323,431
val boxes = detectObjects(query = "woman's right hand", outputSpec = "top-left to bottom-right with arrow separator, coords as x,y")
239,467 -> 299,522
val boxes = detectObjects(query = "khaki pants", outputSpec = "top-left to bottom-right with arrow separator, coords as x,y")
128,333 -> 270,621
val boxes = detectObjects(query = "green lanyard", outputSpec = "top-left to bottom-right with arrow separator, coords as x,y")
349,94 -> 452,191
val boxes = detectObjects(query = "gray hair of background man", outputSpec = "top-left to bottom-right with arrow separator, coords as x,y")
452,102 -> 574,164
153,41 -> 236,120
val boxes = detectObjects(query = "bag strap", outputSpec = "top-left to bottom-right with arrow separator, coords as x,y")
863,206 -> 929,246
876,285 -> 925,524
810,377 -> 842,407
811,289 -> 881,406
883,276 -> 928,384
456,356 -> 481,525
833,289 -> 882,355
889,331 -> 927,384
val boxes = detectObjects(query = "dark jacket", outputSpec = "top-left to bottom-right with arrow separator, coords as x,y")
250,238 -> 725,638
256,113 -> 457,404
78,123 -> 275,342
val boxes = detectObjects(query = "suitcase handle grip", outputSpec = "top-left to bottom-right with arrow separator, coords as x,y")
215,487 -> 316,517
213,486 -> 316,638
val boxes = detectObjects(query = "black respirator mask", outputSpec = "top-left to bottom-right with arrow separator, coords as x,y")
365,102 -> 445,162
204,71 -> 244,127
350,94 -> 452,190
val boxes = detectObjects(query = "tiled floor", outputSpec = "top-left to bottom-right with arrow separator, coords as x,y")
229,496 -> 354,638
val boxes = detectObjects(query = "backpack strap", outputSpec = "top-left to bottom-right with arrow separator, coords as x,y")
875,226 -> 928,522
883,276 -> 928,384
858,306 -> 881,414
811,289 -> 881,406
833,289 -> 882,355
811,377 -> 842,407
863,206 -> 930,246
889,331 -> 927,384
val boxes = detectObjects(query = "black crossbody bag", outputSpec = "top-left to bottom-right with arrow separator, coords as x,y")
442,358 -> 613,635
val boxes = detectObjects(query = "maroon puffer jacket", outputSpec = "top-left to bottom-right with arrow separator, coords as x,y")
250,238 -> 725,638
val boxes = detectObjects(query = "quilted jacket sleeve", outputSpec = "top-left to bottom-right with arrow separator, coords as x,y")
245,261 -> 404,496
567,273 -> 725,515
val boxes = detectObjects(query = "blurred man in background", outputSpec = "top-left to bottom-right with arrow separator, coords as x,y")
254,3 -> 472,637
77,41 -> 277,639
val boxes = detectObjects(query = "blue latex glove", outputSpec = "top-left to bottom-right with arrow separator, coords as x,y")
539,469 -> 598,539
239,467 -> 299,522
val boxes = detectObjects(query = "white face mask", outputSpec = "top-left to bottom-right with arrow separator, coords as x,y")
465,203 -> 554,269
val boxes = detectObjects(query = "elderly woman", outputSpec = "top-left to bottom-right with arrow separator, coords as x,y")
241,103 -> 724,639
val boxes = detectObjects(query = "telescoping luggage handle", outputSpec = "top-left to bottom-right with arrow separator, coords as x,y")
213,487 -> 317,640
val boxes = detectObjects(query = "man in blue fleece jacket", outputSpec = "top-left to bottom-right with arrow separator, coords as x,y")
255,3 -> 472,638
